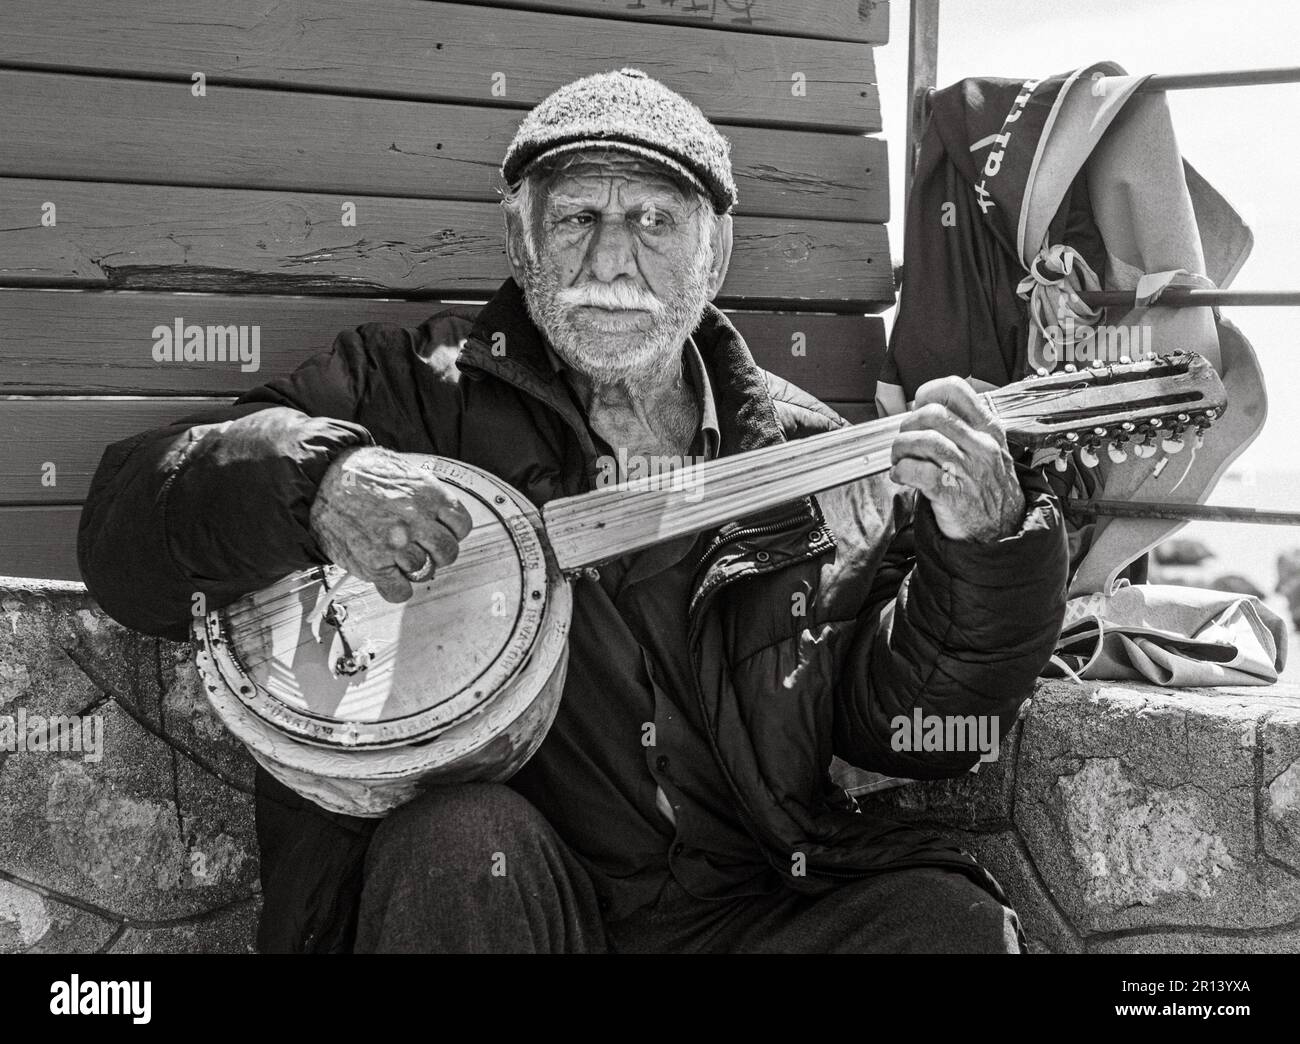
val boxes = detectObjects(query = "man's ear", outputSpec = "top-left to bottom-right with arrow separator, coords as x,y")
705,212 -> 734,299
503,208 -> 528,283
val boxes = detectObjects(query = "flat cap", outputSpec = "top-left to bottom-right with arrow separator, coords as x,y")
501,68 -> 737,214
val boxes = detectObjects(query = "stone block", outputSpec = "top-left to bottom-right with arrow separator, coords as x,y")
1259,693 -> 1300,874
0,878 -> 118,954
0,579 -> 260,950
106,899 -> 262,954
1014,679 -> 1300,935
941,828 -> 1084,954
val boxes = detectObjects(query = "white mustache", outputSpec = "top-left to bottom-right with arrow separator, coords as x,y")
555,282 -> 665,314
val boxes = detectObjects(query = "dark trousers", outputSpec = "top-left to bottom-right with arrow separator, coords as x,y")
353,783 -> 1022,954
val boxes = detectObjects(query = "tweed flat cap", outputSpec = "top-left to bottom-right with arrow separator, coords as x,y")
502,68 -> 737,214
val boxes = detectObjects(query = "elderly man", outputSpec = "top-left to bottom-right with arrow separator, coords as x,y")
79,69 -> 1067,953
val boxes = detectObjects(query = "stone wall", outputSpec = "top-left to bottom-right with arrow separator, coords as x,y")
3,577 -> 1297,953
0,580 -> 259,953
858,678 -> 1300,952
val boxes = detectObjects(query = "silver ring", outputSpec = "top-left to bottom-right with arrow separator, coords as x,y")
401,550 -> 436,583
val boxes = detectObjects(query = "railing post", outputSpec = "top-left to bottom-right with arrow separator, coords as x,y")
905,0 -> 941,222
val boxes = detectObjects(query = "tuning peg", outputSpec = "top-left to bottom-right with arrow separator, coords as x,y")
1079,444 -> 1100,469
1107,441 -> 1128,463
1161,437 -> 1185,455
1133,439 -> 1157,459
1053,453 -> 1070,472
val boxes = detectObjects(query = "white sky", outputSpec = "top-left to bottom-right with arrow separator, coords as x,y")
875,0 -> 1300,471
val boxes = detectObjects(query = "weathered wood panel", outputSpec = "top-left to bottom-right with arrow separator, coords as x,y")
0,73 -> 886,222
0,291 -> 885,400
0,399 -> 221,505
0,506 -> 82,580
0,2 -> 881,132
0,182 -> 895,310
0,394 -> 876,507
429,1 -> 889,42
0,0 -> 893,583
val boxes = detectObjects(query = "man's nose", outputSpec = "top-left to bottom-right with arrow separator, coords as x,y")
586,216 -> 638,283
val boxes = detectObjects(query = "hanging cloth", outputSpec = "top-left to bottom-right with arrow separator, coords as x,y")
882,62 -> 1266,598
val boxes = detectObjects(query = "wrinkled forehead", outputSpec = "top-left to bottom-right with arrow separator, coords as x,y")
538,150 -> 698,209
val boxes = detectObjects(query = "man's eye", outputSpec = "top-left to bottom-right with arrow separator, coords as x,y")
635,208 -> 672,230
558,213 -> 595,228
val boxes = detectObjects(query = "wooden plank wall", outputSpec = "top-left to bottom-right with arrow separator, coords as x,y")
0,0 -> 892,580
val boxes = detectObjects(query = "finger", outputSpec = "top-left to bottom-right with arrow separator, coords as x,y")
890,457 -> 951,501
891,428 -> 963,470
913,376 -> 1001,434
385,522 -> 412,550
371,565 -> 413,604
406,517 -> 461,567
417,479 -> 473,541
392,541 -> 430,575
434,493 -> 474,541
900,403 -> 1004,461
383,522 -> 432,573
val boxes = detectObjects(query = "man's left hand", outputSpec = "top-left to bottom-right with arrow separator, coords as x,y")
889,376 -> 1026,543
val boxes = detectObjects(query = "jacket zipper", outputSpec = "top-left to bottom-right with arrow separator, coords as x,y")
689,509 -> 817,615
698,513 -> 809,565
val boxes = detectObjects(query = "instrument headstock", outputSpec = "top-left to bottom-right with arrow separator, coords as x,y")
992,352 -> 1227,468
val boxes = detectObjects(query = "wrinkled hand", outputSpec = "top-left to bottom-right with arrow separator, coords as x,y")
309,446 -> 473,603
889,377 -> 1026,542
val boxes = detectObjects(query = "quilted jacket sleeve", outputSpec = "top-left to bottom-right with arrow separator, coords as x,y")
832,470 -> 1069,778
77,327 -> 388,641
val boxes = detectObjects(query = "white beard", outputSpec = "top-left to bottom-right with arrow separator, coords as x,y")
520,248 -> 712,393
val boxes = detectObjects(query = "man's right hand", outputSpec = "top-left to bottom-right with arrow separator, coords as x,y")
309,446 -> 473,603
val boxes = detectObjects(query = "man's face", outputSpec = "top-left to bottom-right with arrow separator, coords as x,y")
511,153 -> 725,388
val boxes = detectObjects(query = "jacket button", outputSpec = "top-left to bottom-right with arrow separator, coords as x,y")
655,754 -> 669,772
755,550 -> 770,563
808,529 -> 821,544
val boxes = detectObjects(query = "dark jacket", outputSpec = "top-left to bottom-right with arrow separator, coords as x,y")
78,279 -> 1068,952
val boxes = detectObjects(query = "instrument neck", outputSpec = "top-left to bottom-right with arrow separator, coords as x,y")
541,410 -> 913,571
